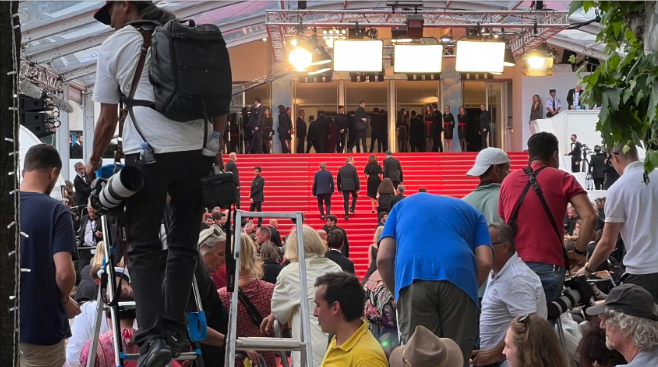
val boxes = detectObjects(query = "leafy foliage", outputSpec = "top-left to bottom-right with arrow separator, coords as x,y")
569,1 -> 658,175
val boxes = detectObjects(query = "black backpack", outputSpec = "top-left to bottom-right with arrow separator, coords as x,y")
120,19 -> 232,141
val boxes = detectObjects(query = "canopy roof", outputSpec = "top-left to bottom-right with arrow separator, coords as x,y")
19,0 -> 603,88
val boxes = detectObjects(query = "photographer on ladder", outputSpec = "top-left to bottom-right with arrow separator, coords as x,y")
86,2 -> 230,366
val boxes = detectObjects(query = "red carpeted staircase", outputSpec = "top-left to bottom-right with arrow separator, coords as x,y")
226,152 -> 528,278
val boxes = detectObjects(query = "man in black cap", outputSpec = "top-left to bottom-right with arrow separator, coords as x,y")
545,89 -> 562,117
586,284 -> 658,366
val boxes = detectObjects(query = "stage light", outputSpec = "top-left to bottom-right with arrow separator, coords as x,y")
527,55 -> 546,69
455,40 -> 505,73
289,47 -> 313,71
394,44 -> 443,73
262,37 -> 268,42
290,38 -> 298,47
333,40 -> 383,72
522,43 -> 555,76
311,45 -> 333,66
503,46 -> 516,67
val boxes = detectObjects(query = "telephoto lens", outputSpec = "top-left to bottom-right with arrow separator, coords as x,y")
91,166 -> 144,214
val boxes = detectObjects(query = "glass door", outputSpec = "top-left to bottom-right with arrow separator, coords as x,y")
485,82 -> 505,149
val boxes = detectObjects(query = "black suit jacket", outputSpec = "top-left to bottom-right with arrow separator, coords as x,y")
334,114 -> 349,134
74,175 -> 92,206
226,160 -> 240,189
337,164 -> 360,191
566,88 -> 583,109
324,225 -> 349,257
78,215 -> 102,246
250,175 -> 265,202
569,141 -> 583,161
383,157 -> 403,182
312,169 -> 334,196
479,110 -> 491,131
296,117 -> 307,139
269,225 -> 282,247
390,193 -> 405,209
589,153 -> 606,179
325,250 -> 355,274
249,104 -> 265,132
277,113 -> 292,140
262,259 -> 284,284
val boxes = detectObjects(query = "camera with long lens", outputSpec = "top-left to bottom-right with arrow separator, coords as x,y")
89,165 -> 145,215
548,275 -> 596,321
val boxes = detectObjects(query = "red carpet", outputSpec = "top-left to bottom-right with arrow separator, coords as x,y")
226,152 -> 529,277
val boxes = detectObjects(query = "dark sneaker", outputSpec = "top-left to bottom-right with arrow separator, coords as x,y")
136,338 -> 172,367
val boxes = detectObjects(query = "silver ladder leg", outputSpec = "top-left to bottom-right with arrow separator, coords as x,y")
225,211 -> 314,367
85,286 -> 104,367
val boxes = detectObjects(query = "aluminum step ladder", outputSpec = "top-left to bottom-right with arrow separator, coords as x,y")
225,210 -> 313,367
85,214 -> 206,367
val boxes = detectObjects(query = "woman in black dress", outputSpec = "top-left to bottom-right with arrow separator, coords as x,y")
424,104 -> 434,152
263,108 -> 273,153
530,94 -> 543,135
443,105 -> 455,152
396,108 -> 409,152
457,106 -> 468,152
364,154 -> 383,214
376,178 -> 396,214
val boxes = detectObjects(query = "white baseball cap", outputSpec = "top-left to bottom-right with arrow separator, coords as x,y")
466,148 -> 510,177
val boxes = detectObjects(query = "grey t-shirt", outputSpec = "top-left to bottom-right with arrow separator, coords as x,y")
618,348 -> 658,366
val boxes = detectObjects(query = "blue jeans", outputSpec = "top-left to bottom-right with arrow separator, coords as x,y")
525,262 -> 565,303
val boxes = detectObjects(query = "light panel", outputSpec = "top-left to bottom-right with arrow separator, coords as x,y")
333,40 -> 383,72
394,44 -> 443,73
455,41 -> 505,73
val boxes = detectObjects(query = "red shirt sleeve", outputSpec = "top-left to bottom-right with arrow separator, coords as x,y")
562,171 -> 587,200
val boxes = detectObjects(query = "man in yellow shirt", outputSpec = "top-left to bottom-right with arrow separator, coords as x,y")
314,272 -> 388,367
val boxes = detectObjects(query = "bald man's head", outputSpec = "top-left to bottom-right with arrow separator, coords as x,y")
230,152 -> 237,161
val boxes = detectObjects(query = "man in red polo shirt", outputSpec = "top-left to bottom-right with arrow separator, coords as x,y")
498,132 -> 596,303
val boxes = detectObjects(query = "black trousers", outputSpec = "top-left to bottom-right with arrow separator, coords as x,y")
342,191 -> 357,213
336,133 -> 346,153
398,139 -> 408,153
317,193 -> 331,216
593,177 -> 604,190
392,181 -> 400,190
410,140 -> 422,152
316,139 -> 328,154
297,137 -> 305,153
481,130 -> 489,149
349,130 -> 367,153
249,201 -> 262,225
234,189 -> 241,210
280,139 -> 290,154
306,139 -> 314,153
229,135 -> 239,153
571,160 -> 582,173
622,272 -> 658,303
263,136 -> 271,154
125,151 -> 212,353
433,135 -> 443,152
248,130 -> 263,153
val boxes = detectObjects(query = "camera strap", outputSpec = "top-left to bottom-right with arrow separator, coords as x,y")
521,167 -> 571,271
237,287 -> 263,326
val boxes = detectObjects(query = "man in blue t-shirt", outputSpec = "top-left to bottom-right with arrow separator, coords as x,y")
377,193 -> 493,367
19,144 -> 79,367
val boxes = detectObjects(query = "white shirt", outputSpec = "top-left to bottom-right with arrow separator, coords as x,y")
605,161 -> 658,274
545,96 -> 562,111
66,301 -> 111,367
480,254 -> 547,353
93,26 -> 210,155
573,89 -> 580,107
84,219 -> 96,245
271,255 -> 341,367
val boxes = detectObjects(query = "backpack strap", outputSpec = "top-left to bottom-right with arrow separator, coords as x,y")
507,166 -> 547,233
520,166 -> 571,271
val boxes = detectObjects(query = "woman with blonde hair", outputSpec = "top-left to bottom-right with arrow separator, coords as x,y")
364,154 -> 383,213
218,233 -> 276,366
376,178 -> 396,214
503,314 -> 567,367
260,225 -> 341,367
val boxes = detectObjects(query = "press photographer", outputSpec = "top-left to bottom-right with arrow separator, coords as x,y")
85,2 -> 231,366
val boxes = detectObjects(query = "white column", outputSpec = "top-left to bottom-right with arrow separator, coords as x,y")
337,79 -> 346,107
387,79 -> 397,153
82,91 -> 95,162
56,82 -> 70,180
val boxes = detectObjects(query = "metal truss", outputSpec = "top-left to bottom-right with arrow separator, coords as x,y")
265,9 -> 570,29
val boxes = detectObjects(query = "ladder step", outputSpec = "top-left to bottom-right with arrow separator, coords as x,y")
236,337 -> 305,352
121,351 -> 201,361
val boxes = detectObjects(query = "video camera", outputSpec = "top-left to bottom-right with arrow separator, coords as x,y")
89,165 -> 144,215
548,275 -> 596,321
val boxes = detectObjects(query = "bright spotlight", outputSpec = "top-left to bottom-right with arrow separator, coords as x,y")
527,55 -> 546,69
290,38 -> 298,47
289,47 -> 313,71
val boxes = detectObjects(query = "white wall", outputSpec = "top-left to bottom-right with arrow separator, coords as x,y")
521,65 -> 588,149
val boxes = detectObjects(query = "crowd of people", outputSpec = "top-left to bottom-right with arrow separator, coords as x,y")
228,99 -> 494,154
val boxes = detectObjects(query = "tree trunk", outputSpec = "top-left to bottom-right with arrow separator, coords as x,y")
645,1 -> 658,55
0,1 -> 21,366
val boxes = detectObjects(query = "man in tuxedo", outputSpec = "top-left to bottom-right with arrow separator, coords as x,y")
383,151 -> 403,189
432,105 -> 443,152
249,166 -> 265,226
389,185 -> 406,209
565,134 -> 584,172
73,162 -> 92,206
296,109 -> 307,154
567,84 -> 583,110
225,153 -> 240,209
545,89 -> 562,117
349,101 -> 368,153
335,106 -> 349,153
312,163 -> 334,220
324,230 -> 355,274
70,135 -> 83,159
268,219 -> 282,247
337,157 -> 360,220
324,215 -> 350,257
589,145 -> 607,190
248,98 -> 265,154
479,104 -> 491,149
77,204 -> 103,278
315,111 -> 332,153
